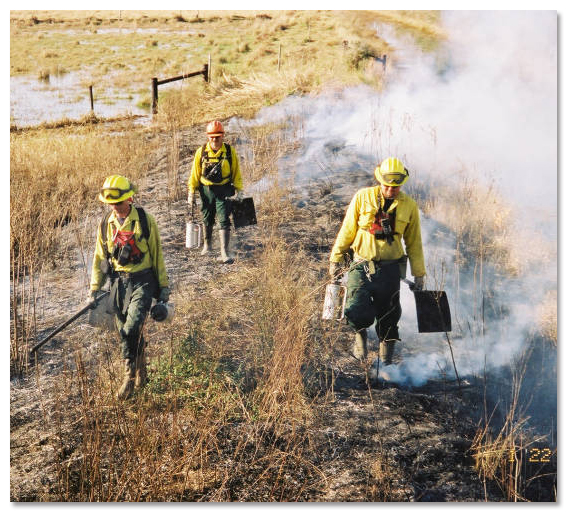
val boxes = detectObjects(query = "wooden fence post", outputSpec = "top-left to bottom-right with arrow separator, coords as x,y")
89,85 -> 94,112
152,77 -> 158,115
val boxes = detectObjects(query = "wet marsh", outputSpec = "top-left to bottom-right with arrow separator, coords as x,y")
11,10 -> 440,127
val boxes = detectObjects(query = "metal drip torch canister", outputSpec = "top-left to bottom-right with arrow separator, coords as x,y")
185,221 -> 202,249
186,198 -> 202,249
322,278 -> 347,320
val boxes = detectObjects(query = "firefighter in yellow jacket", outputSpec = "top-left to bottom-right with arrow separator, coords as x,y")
88,175 -> 170,399
188,120 -> 243,263
329,157 -> 426,365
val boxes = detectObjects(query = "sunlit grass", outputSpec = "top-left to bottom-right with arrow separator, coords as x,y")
11,10 -> 441,111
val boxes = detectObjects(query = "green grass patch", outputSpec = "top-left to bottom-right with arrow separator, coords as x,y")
146,330 -> 247,413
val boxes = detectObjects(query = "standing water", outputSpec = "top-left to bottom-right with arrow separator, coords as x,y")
10,71 -> 149,127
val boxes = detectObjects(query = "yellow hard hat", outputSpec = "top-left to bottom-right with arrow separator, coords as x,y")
374,157 -> 409,187
98,175 -> 136,204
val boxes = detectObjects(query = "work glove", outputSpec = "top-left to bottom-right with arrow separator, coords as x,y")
413,276 -> 425,291
86,290 -> 99,309
235,190 -> 244,201
188,192 -> 196,207
329,262 -> 342,283
158,287 -> 170,303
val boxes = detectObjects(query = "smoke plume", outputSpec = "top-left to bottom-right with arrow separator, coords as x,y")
232,11 -> 557,390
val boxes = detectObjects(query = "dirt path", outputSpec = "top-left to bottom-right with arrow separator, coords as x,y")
10,124 -> 497,502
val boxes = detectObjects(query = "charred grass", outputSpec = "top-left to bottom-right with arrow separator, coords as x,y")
14,195 -> 328,501
10,13 -> 556,496
11,119 -> 557,501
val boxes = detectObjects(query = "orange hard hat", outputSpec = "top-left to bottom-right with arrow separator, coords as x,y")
206,120 -> 224,135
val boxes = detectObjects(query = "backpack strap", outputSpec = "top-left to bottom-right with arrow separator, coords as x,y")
136,207 -> 151,241
100,211 -> 112,258
224,142 -> 232,169
200,143 -> 208,168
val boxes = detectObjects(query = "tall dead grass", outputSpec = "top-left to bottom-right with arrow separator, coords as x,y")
10,127 -> 156,374
41,190 -> 326,501
424,177 -> 519,277
420,171 -> 557,501
155,67 -> 337,131
16,114 -> 332,501
471,340 -> 556,501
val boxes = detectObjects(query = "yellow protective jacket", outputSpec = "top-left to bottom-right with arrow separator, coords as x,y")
188,142 -> 243,193
90,207 -> 169,291
330,186 -> 426,277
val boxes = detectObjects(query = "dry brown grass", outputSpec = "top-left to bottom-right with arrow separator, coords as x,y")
10,127 -> 152,263
535,290 -> 557,345
11,10 -> 443,131
368,449 -> 396,501
154,65 -> 355,132
11,118 -> 332,500
422,173 -> 557,348
10,11 -> 556,501
37,185 -> 326,500
471,342 -> 555,502
10,126 -> 156,373
424,177 -> 520,276
472,415 -> 532,501
372,10 -> 447,41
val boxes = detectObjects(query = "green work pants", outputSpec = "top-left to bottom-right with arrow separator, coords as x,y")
112,272 -> 158,361
344,261 -> 402,341
198,183 -> 234,229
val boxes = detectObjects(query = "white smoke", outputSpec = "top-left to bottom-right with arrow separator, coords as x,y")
232,11 -> 557,387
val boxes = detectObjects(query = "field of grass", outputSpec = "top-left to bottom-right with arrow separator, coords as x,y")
10,10 -> 444,126
10,10 -> 556,502
10,9 -> 445,366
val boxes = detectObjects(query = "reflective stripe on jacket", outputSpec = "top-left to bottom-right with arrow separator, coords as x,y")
188,142 -> 242,192
330,186 -> 426,277
90,207 -> 169,291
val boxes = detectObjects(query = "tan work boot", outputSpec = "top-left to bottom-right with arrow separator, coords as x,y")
217,229 -> 234,263
117,359 -> 136,400
379,339 -> 397,366
135,353 -> 147,389
352,330 -> 368,361
201,224 -> 214,255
